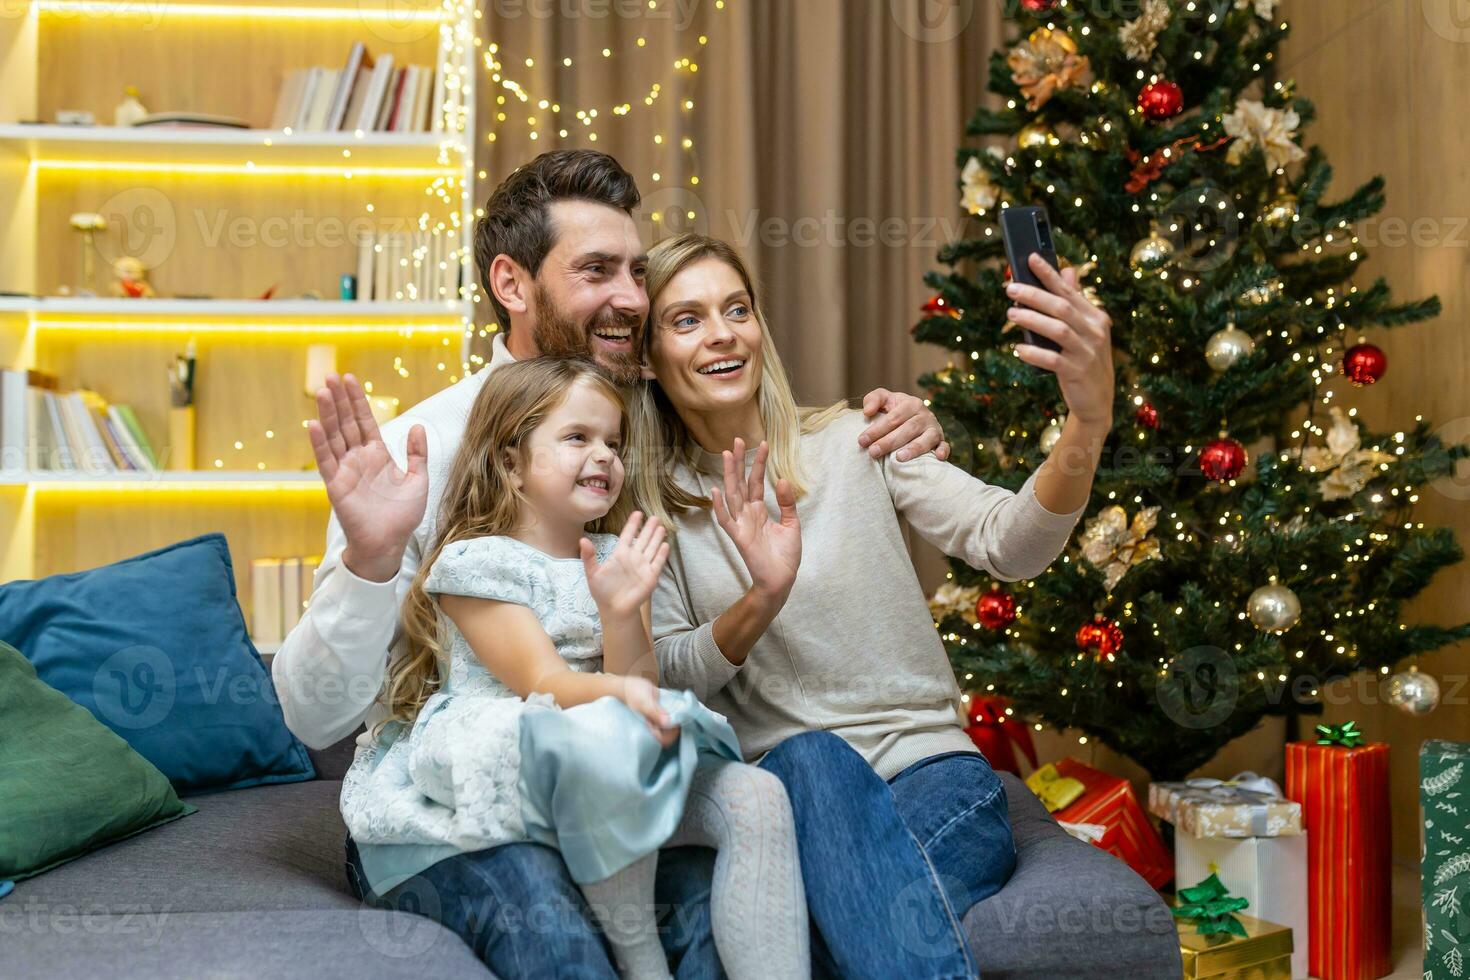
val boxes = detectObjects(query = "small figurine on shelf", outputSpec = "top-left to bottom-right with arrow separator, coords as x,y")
68,211 -> 107,297
114,86 -> 148,127
166,338 -> 196,472
109,256 -> 156,299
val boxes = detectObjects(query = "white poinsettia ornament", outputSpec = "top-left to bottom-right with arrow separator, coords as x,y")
1222,99 -> 1307,172
1293,407 -> 1396,501
1079,505 -> 1162,591
1235,0 -> 1279,19
960,147 -> 1005,214
928,582 -> 982,624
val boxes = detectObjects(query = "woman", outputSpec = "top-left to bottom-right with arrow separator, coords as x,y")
628,234 -> 1115,978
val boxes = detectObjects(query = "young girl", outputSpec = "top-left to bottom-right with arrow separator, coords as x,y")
338,356 -> 808,979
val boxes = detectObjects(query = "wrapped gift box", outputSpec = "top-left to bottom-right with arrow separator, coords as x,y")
1149,774 -> 1302,838
1176,907 -> 1293,980
1285,739 -> 1391,980
1038,757 -> 1172,889
1175,834 -> 1309,980
1422,740 -> 1470,978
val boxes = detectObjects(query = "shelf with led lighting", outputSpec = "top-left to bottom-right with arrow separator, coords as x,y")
0,0 -> 479,598
0,470 -> 325,489
0,124 -> 466,174
0,297 -> 472,319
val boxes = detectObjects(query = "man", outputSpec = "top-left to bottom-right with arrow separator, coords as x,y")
273,149 -> 950,977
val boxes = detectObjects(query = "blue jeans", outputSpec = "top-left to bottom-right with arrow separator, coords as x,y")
757,731 -> 1015,980
345,834 -> 724,979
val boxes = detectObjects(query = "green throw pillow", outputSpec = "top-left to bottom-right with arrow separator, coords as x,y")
0,640 -> 196,881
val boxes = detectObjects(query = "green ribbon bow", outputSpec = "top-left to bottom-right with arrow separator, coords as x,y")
1173,873 -> 1249,938
1315,720 -> 1364,748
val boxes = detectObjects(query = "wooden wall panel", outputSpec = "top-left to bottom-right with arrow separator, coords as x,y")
1282,0 -> 1470,862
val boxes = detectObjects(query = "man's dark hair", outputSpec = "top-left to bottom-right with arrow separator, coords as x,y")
473,149 -> 641,331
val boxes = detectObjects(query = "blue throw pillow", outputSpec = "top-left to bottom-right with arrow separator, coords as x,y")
0,533 -> 314,793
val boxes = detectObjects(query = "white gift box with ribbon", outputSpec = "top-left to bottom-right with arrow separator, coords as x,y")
1175,833 -> 1310,980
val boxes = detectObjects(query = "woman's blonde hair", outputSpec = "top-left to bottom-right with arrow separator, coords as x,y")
377,356 -> 628,739
627,233 -> 846,529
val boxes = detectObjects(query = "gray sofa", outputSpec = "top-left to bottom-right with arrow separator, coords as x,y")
4,711 -> 1183,978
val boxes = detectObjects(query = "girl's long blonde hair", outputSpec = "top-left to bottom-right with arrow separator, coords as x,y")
377,356 -> 628,740
627,234 -> 846,530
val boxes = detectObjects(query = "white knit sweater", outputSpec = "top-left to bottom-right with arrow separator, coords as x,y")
652,410 -> 1086,781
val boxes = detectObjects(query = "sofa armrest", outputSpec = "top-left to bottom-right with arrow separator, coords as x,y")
962,773 -> 1183,979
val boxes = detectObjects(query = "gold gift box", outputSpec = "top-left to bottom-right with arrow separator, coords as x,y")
1176,908 -> 1293,979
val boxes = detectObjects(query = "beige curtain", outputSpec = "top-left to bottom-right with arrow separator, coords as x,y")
475,0 -> 1001,405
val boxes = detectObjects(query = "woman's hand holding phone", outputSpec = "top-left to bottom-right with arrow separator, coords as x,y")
1003,253 -> 1115,430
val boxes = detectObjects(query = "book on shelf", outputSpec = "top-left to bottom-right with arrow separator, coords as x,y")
250,554 -> 321,646
355,230 -> 461,303
271,42 -> 452,134
0,368 -> 157,474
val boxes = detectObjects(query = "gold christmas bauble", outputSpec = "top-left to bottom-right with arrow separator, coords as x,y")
1039,419 -> 1065,455
1129,226 -> 1175,272
1205,322 -> 1256,372
1239,278 -> 1284,306
1017,122 -> 1055,150
1262,192 -> 1299,230
1247,583 -> 1301,634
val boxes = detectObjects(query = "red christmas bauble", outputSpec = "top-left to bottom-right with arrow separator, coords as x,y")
1137,80 -> 1184,121
1020,0 -> 1058,10
922,294 -> 962,320
1135,401 -> 1159,430
1199,437 -> 1248,482
1075,615 -> 1124,658
976,587 -> 1018,630
1341,342 -> 1387,386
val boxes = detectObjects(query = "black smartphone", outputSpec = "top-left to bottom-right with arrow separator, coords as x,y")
999,205 -> 1063,355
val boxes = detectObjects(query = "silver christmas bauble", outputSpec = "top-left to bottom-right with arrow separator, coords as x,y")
1129,227 -> 1175,272
1386,669 -> 1440,715
1247,583 -> 1301,633
1205,323 -> 1256,372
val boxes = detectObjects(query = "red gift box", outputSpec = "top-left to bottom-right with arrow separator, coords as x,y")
1050,757 -> 1172,889
1285,740 -> 1391,980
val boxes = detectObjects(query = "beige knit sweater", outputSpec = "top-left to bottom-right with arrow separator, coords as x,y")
652,409 -> 1087,781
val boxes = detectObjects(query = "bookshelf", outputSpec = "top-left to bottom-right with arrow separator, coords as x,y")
0,0 -> 480,634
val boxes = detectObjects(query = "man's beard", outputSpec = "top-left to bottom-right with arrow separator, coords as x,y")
532,283 -> 643,387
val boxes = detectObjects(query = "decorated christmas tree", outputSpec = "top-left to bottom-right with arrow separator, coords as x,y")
916,0 -> 1470,780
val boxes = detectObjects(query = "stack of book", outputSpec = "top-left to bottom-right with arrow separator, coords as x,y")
251,555 -> 322,646
0,369 -> 158,474
270,42 -> 456,134
355,230 -> 461,303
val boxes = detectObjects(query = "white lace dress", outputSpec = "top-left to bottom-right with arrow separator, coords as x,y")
338,532 -> 621,897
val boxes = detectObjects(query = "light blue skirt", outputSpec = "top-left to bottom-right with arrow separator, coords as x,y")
517,688 -> 742,884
